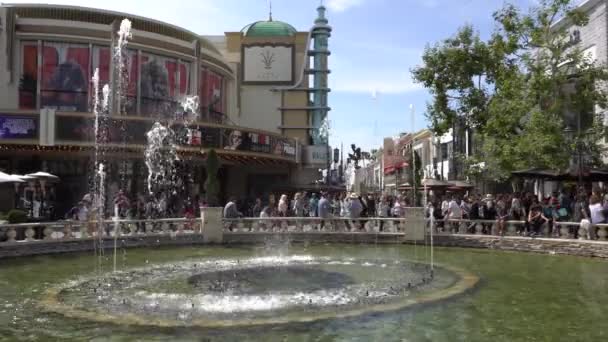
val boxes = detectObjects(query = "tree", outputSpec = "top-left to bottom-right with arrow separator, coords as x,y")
205,149 -> 220,206
412,25 -> 493,135
413,0 -> 608,182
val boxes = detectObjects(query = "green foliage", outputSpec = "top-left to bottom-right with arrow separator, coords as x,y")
7,210 -> 28,224
204,149 -> 221,206
413,0 -> 608,181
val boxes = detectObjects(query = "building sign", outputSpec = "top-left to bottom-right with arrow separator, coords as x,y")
242,44 -> 294,84
0,115 -> 38,139
273,137 -> 297,158
302,145 -> 329,166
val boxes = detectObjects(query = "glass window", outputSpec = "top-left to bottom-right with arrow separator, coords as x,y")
41,42 -> 90,112
19,42 -> 38,110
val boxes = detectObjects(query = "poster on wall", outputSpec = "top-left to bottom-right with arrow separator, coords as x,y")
272,137 -> 296,158
92,46 -> 139,114
19,43 -> 38,110
41,42 -> 90,112
179,62 -> 191,99
247,132 -> 272,154
0,116 -> 38,139
243,45 -> 294,84
140,53 -> 176,116
205,70 -> 224,114
223,129 -> 251,151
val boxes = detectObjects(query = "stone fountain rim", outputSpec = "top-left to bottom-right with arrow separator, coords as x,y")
38,261 -> 479,329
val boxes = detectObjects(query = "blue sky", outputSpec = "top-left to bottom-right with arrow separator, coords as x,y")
9,0 -> 539,150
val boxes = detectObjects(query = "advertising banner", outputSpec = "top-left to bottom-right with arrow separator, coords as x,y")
19,43 -> 38,110
140,53 -> 176,115
205,70 -> 224,114
0,115 -> 38,139
272,137 -> 297,158
41,42 -> 90,112
247,132 -> 272,154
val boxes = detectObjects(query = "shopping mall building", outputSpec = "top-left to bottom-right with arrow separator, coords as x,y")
0,3 -> 332,215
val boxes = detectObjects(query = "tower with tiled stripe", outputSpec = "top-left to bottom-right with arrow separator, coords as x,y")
310,4 -> 332,145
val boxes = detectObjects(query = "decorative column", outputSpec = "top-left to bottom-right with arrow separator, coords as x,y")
310,4 -> 332,146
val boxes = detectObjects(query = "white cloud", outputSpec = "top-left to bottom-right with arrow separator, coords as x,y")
326,0 -> 365,12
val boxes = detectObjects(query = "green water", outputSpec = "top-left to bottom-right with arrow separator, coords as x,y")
0,244 -> 607,341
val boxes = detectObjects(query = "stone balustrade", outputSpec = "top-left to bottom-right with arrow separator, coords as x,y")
0,212 -> 607,259
2,215 -> 606,246
433,218 -> 608,241
0,218 -> 201,245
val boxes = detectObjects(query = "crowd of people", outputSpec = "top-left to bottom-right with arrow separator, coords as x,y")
223,192 -> 409,229
65,190 -> 203,223
63,185 -> 608,239
428,188 -> 607,238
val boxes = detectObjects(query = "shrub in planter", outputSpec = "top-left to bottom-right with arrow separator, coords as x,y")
7,210 -> 28,224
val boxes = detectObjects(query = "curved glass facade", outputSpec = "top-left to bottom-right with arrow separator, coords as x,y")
18,41 -> 225,121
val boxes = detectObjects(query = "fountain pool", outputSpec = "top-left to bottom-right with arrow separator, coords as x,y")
0,244 -> 607,341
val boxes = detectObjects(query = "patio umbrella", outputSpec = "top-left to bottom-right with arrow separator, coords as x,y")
0,172 -> 25,183
421,179 -> 451,188
448,180 -> 475,189
511,168 -> 562,179
26,171 -> 60,182
17,175 -> 38,182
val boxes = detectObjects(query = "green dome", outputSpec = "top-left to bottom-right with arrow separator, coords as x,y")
241,20 -> 297,37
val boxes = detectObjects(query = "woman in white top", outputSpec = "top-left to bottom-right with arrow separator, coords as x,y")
278,194 -> 289,217
588,194 -> 604,240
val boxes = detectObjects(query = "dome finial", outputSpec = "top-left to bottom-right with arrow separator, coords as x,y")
268,0 -> 273,21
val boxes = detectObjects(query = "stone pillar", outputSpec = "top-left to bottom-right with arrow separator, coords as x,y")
201,207 -> 223,243
403,208 -> 425,241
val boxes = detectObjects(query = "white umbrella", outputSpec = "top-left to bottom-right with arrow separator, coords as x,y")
26,171 -> 60,182
17,175 -> 37,182
0,171 -> 25,183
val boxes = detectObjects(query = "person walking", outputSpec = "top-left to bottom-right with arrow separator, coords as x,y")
278,194 -> 289,217
588,194 -> 605,240
293,193 -> 305,217
447,196 -> 462,233
309,193 -> 319,218
377,195 -> 390,232
317,192 -> 331,230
